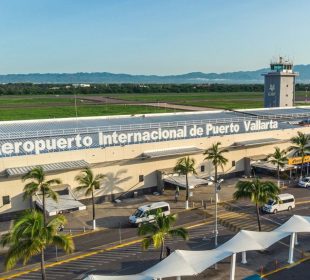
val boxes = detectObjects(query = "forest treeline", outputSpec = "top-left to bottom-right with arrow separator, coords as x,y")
0,83 -> 308,95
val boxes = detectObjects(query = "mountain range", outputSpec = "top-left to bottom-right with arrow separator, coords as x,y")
1,65 -> 310,84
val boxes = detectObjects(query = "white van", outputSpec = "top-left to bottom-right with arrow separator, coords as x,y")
263,193 -> 295,214
129,202 -> 170,226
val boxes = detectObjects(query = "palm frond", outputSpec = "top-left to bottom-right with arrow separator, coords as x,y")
169,228 -> 188,240
141,236 -> 152,250
52,235 -> 74,253
23,182 -> 39,199
46,188 -> 58,202
2,210 -> 74,271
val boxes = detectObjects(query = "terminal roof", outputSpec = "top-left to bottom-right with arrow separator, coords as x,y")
0,106 -> 309,139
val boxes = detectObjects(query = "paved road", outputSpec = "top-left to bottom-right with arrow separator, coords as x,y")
265,259 -> 310,280
0,209 -> 207,276
7,223 -> 230,280
2,185 -> 310,280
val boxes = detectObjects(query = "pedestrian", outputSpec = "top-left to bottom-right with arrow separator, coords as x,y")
175,186 -> 180,203
166,246 -> 171,257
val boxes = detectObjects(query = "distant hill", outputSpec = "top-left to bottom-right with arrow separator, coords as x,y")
1,65 -> 310,84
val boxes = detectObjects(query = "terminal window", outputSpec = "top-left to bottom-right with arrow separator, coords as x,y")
139,175 -> 144,182
2,196 -> 10,205
200,165 -> 205,172
232,161 -> 236,167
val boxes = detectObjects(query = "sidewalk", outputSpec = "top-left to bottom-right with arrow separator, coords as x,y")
0,176 -> 293,235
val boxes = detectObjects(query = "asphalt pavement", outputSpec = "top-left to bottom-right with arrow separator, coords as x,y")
1,179 -> 310,280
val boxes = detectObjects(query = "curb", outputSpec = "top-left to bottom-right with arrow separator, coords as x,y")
261,256 -> 310,278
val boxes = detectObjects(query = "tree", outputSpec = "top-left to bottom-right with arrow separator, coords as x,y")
204,142 -> 228,183
289,131 -> 310,178
233,179 -> 279,231
267,147 -> 288,187
22,166 -> 61,226
0,210 -> 74,280
173,157 -> 197,209
75,168 -> 105,230
138,211 -> 188,260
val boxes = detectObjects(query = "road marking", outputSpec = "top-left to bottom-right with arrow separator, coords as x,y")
262,256 -> 310,278
2,220 -> 214,279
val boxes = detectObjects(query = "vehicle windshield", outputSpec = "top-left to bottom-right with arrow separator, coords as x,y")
133,209 -> 144,217
303,178 -> 310,182
267,199 -> 275,206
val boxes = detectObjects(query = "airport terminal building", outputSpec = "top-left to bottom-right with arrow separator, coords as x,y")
0,106 -> 310,220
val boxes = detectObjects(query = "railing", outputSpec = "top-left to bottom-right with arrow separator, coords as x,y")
0,111 -> 309,141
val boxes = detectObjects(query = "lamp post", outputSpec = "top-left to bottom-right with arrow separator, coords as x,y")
209,177 -> 223,248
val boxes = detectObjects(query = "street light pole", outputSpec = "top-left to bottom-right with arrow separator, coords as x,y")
215,185 -> 219,247
213,179 -> 223,248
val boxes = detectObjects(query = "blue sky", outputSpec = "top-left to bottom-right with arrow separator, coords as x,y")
0,0 -> 310,75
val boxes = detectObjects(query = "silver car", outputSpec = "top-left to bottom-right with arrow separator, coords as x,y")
298,177 -> 310,188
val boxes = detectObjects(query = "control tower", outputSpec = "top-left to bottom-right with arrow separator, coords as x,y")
263,57 -> 298,108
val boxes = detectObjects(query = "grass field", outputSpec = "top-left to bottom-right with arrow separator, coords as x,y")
0,105 -> 175,121
184,100 -> 264,109
0,91 -> 308,120
0,97 -> 79,105
113,92 -> 263,102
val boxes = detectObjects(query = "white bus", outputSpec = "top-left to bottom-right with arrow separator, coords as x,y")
129,201 -> 170,226
263,193 -> 295,214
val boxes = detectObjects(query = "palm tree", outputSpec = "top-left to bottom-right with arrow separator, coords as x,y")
138,211 -> 188,260
22,166 -> 61,226
204,142 -> 228,183
0,210 -> 74,280
289,131 -> 310,178
267,147 -> 288,187
173,156 -> 197,209
233,179 -> 279,231
75,168 -> 105,230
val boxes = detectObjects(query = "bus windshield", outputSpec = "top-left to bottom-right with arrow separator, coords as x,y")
134,209 -> 144,217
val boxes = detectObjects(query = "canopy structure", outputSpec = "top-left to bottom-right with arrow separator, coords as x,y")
86,215 -> 310,280
218,230 -> 289,253
163,175 -> 212,189
5,159 -> 89,177
275,215 -> 310,233
142,249 -> 231,279
230,138 -> 283,148
34,184 -> 86,216
84,275 -> 152,280
251,161 -> 296,171
140,146 -> 202,159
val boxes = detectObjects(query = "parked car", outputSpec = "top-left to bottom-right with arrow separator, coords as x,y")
129,201 -> 170,226
263,193 -> 295,214
298,177 -> 310,188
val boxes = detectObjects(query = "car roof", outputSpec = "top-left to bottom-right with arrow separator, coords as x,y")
138,201 -> 169,211
278,193 -> 294,199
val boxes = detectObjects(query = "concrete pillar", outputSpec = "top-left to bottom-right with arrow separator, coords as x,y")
185,200 -> 189,209
288,232 -> 296,264
241,251 -> 247,264
176,277 -> 181,280
230,253 -> 236,280
295,233 -> 299,245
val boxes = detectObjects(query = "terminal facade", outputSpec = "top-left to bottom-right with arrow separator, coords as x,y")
0,106 -> 309,220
